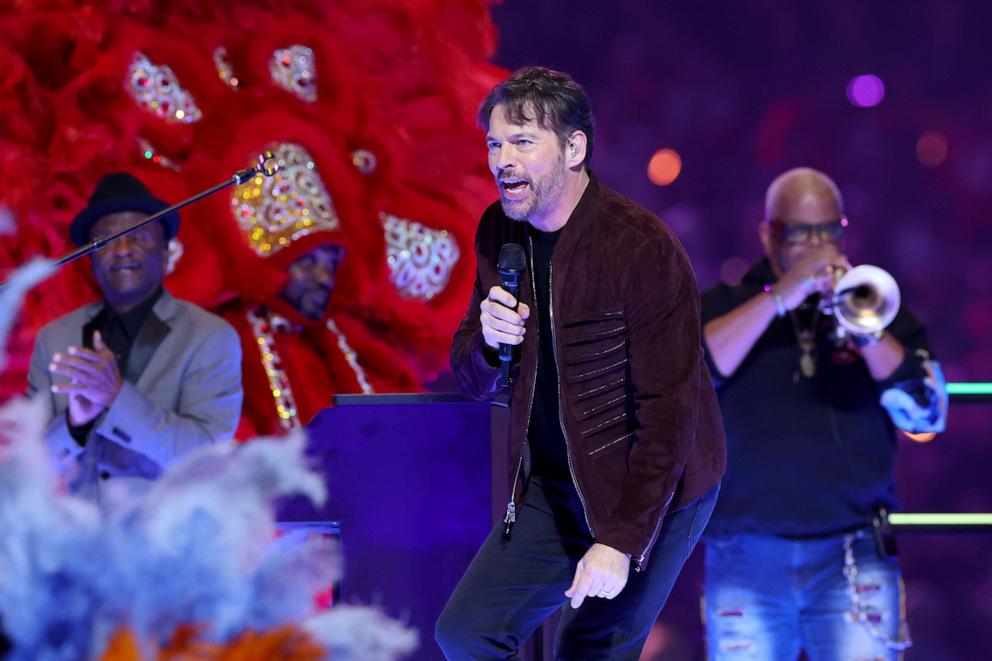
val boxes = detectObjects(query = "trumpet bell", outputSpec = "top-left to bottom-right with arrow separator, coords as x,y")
832,264 -> 901,335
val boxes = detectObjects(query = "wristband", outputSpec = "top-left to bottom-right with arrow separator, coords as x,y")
764,284 -> 786,318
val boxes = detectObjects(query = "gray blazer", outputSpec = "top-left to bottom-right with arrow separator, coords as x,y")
27,291 -> 243,499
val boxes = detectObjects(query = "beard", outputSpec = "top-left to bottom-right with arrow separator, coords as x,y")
281,284 -> 333,320
499,157 -> 567,222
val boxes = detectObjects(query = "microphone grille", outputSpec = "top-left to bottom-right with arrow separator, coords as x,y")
498,243 -> 526,272
258,151 -> 280,177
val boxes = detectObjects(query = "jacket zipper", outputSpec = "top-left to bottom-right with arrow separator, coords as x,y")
635,490 -> 675,570
502,239 -> 541,539
502,453 -> 523,538
549,262 -> 595,535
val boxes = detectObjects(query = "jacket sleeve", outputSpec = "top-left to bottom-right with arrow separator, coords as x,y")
595,235 -> 703,564
450,226 -> 504,401
92,321 -> 244,466
28,328 -> 86,465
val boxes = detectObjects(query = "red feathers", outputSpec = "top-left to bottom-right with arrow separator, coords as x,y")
0,0 -> 505,404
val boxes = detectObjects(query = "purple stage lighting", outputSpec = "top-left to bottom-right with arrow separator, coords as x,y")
847,74 -> 886,108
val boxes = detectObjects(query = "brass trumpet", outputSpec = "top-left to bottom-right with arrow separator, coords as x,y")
822,265 -> 901,336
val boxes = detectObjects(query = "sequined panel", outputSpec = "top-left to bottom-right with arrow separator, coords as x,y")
326,319 -> 374,394
247,307 -> 301,431
269,45 -> 317,102
125,51 -> 203,124
380,212 -> 460,300
137,137 -> 181,172
231,142 -> 340,256
213,46 -> 240,91
351,149 -> 377,175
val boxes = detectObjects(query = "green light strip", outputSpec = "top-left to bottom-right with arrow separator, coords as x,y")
947,382 -> 992,396
889,513 -> 992,526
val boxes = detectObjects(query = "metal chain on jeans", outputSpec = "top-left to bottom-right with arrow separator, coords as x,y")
842,532 -> 913,651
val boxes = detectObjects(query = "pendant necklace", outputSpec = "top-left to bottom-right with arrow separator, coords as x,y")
788,306 -> 822,380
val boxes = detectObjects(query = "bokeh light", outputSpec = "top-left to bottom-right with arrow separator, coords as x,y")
917,131 -> 949,167
647,148 -> 682,186
846,74 -> 885,108
719,256 -> 750,285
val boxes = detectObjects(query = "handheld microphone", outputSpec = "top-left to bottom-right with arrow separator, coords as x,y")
496,243 -> 526,387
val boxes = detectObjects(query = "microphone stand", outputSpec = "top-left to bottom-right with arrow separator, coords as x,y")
2,151 -> 280,283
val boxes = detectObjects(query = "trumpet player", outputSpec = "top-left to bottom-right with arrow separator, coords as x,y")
699,167 -> 943,660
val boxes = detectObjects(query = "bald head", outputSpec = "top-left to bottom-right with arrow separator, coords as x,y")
765,167 -> 843,222
760,167 -> 846,276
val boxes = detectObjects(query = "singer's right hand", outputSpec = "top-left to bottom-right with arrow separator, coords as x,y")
481,286 -> 530,350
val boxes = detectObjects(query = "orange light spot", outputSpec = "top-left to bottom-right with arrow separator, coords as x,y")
648,148 -> 682,186
902,430 -> 937,443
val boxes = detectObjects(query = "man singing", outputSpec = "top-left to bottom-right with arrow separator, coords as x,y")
436,66 -> 726,660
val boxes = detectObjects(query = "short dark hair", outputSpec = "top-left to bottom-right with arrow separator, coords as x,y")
478,66 -> 595,165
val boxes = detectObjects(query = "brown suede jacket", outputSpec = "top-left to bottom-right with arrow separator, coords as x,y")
451,175 -> 726,568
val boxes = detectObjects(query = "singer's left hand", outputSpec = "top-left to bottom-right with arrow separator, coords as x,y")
564,543 -> 630,608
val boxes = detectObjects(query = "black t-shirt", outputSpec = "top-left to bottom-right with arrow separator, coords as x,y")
89,287 -> 165,373
701,258 -> 930,538
527,227 -> 572,481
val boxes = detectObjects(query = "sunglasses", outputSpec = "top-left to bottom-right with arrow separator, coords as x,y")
768,217 -> 848,245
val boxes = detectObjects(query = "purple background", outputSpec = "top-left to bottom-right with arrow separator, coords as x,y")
489,2 -> 992,659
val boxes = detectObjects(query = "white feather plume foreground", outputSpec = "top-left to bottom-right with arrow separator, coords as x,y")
0,257 -> 56,372
0,397 -> 418,661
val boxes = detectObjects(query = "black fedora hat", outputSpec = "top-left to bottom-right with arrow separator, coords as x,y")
69,172 -> 180,246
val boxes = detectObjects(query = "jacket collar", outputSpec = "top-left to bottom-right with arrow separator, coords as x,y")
544,170 -> 602,267
150,288 -> 180,323
80,288 -> 180,324
80,289 -> 176,383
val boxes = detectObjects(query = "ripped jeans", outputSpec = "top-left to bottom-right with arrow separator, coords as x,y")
702,531 -> 910,661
